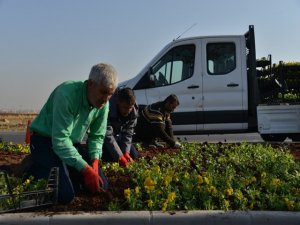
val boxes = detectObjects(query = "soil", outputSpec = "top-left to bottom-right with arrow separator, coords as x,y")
1,142 -> 300,213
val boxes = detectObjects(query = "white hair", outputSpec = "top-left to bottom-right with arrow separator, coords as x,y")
88,63 -> 118,89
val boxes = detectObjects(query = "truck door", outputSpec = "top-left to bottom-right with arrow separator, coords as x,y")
200,37 -> 247,131
138,41 -> 202,133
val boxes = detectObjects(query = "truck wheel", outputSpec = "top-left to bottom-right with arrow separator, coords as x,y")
260,134 -> 287,142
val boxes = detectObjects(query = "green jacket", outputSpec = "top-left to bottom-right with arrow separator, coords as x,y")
30,80 -> 109,171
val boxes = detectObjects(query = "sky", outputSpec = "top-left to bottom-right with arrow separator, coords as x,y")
1,0 -> 300,111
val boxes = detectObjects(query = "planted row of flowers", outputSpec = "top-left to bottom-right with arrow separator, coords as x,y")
103,142 -> 300,211
0,141 -> 30,154
1,141 -> 300,212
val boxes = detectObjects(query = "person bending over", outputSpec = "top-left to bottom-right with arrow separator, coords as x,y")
102,87 -> 139,167
27,63 -> 118,203
135,94 -> 181,149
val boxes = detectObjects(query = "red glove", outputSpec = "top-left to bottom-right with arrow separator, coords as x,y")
124,152 -> 133,162
82,165 -> 102,193
119,155 -> 129,167
91,159 -> 99,175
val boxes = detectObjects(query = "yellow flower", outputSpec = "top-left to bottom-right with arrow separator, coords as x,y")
270,178 -> 281,187
208,185 -> 217,195
174,175 -> 179,182
25,179 -> 30,185
284,198 -> 295,211
164,175 -> 172,186
144,177 -> 155,191
184,172 -> 190,179
135,186 -> 140,195
235,190 -> 244,201
166,170 -> 174,177
147,199 -> 153,208
144,177 -> 155,186
250,176 -> 257,183
196,175 -> 203,184
203,177 -> 209,185
228,175 -> 233,182
243,179 -> 250,186
162,201 -> 168,212
124,188 -> 131,200
224,187 -> 234,196
153,165 -> 160,173
144,169 -> 151,177
167,192 -> 176,202
201,171 -> 208,177
223,199 -> 230,209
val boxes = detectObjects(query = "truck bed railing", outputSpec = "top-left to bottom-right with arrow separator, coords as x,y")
245,25 -> 259,130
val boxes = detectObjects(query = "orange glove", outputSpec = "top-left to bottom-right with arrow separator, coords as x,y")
91,159 -> 99,175
82,165 -> 103,193
124,152 -> 133,162
119,155 -> 129,167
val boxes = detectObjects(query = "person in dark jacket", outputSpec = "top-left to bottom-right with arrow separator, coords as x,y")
102,87 -> 139,167
135,94 -> 181,149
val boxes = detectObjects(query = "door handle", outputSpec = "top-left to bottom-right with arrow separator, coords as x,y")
187,85 -> 199,89
227,83 -> 239,87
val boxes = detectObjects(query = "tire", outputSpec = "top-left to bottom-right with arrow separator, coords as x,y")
260,134 -> 287,142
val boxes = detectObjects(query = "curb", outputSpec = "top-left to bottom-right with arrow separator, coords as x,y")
1,211 -> 300,225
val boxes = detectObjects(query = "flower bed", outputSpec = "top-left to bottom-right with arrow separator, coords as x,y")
1,142 -> 300,212
119,142 -> 300,211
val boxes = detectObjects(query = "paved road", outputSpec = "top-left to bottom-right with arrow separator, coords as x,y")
0,131 -> 268,144
0,131 -> 27,144
177,133 -> 265,143
1,131 -> 295,144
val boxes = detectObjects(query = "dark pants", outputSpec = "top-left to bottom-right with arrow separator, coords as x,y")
27,134 -> 108,204
102,144 -> 139,162
135,119 -> 175,146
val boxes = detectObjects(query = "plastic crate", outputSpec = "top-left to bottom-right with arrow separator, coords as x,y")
0,167 -> 59,213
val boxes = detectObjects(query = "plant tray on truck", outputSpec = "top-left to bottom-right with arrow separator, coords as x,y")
0,167 -> 59,213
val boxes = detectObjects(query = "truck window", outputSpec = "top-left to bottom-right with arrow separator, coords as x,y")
207,42 -> 236,75
151,44 -> 195,87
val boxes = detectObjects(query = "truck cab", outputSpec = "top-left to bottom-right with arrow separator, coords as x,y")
121,31 -> 250,134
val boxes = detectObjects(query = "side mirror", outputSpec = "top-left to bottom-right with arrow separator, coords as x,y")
134,69 -> 155,90
133,68 -> 156,90
147,68 -> 156,87
149,74 -> 155,82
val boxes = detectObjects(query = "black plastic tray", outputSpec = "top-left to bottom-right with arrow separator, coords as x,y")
0,167 -> 59,213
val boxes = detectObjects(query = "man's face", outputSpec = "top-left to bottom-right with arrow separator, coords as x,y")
117,100 -> 134,117
164,101 -> 178,113
87,80 -> 115,109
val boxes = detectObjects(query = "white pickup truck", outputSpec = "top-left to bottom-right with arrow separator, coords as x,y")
119,25 -> 300,142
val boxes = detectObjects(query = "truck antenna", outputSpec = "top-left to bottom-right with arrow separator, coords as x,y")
174,23 -> 197,40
